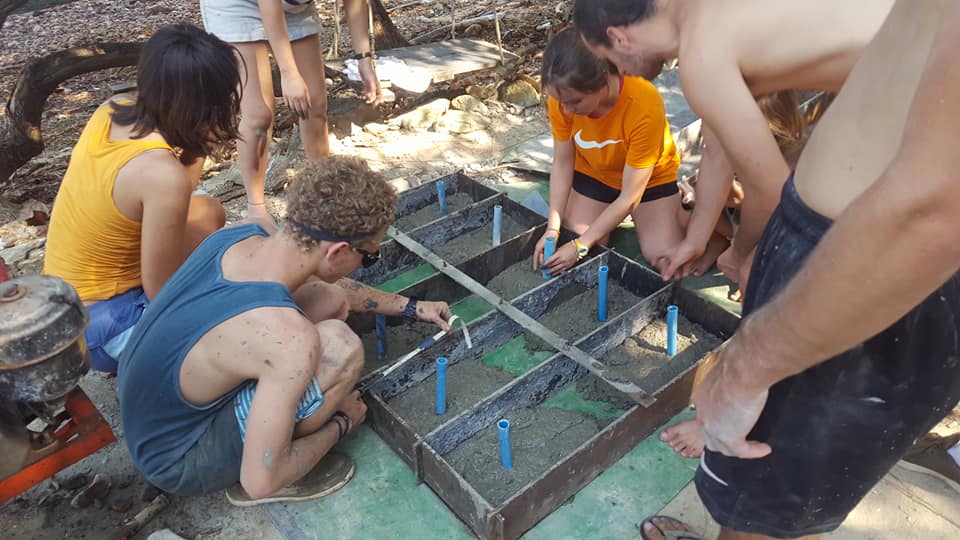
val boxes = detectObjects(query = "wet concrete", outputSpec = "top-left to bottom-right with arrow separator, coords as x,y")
485,256 -> 544,300
432,214 -> 530,264
445,406 -> 603,506
359,323 -> 437,377
590,316 -> 721,396
394,192 -> 476,231
387,334 -> 553,435
536,283 -> 641,339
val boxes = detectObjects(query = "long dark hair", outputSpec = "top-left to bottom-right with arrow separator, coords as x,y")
112,24 -> 241,161
542,28 -> 616,94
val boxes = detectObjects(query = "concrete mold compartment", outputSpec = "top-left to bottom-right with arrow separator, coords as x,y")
412,268 -> 739,539
349,172 -> 741,538
393,172 -> 500,233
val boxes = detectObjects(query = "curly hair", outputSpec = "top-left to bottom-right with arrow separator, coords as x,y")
283,156 -> 398,249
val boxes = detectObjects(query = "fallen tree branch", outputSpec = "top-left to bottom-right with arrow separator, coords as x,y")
410,12 -> 506,44
0,41 -> 142,182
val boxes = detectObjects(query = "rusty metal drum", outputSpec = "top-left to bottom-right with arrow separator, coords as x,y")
0,276 -> 89,403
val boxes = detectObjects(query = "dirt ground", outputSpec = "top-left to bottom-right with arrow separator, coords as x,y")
0,1 -> 561,538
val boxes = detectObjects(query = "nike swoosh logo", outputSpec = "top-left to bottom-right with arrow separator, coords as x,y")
574,130 -> 623,149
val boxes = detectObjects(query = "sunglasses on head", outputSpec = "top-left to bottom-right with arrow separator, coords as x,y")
351,245 -> 381,268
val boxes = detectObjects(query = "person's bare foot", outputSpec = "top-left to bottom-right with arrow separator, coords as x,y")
660,420 -> 705,458
690,234 -> 729,276
728,287 -> 743,303
640,515 -> 704,540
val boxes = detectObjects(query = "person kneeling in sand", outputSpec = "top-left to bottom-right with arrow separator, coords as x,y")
117,156 -> 452,503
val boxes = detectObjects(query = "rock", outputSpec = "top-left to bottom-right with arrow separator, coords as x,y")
0,238 -> 45,277
498,80 -> 541,108
201,165 -> 243,198
70,474 -> 111,509
387,98 -> 451,130
435,110 -> 491,134
388,178 -> 411,193
18,199 -> 50,226
363,122 -> 389,135
463,23 -> 483,37
146,530 -> 187,540
467,84 -> 497,100
264,155 -> 293,194
109,497 -> 134,513
450,94 -> 489,116
59,473 -> 89,491
148,5 -> 172,16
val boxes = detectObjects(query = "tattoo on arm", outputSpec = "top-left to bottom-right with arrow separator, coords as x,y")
362,298 -> 379,311
337,279 -> 363,291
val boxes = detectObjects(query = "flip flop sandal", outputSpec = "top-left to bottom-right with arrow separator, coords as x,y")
225,451 -> 355,507
639,515 -> 705,540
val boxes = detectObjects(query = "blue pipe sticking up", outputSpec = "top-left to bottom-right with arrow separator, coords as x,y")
437,180 -> 448,216
667,305 -> 679,356
498,419 -> 512,470
375,314 -> 387,361
598,265 -> 609,321
435,357 -> 448,415
542,237 -> 557,279
492,205 -> 503,246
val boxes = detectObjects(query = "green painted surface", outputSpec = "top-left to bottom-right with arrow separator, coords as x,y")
450,295 -> 493,322
524,410 -> 699,540
480,335 -> 554,377
268,426 -> 474,540
542,386 -> 628,425
375,264 -> 437,294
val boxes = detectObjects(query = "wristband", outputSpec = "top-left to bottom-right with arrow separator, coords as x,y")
352,51 -> 376,61
401,296 -> 418,322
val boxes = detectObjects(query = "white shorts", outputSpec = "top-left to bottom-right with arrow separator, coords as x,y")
200,0 -> 322,43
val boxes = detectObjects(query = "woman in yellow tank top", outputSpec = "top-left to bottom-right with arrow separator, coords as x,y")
42,25 -> 241,373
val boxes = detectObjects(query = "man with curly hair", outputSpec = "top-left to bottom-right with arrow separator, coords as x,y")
117,156 -> 452,503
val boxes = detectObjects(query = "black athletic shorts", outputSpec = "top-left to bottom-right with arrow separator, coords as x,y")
695,175 -> 960,538
572,170 -> 679,204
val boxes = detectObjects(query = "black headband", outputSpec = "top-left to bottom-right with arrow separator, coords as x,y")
287,220 -> 372,243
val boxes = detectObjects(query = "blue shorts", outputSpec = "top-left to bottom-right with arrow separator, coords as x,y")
84,287 -> 148,373
200,0 -> 321,43
234,379 -> 325,441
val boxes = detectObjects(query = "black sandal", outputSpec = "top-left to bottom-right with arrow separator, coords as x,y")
639,515 -> 705,540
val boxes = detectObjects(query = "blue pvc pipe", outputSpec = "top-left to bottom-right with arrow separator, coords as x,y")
437,180 -> 448,216
542,237 -> 557,279
492,205 -> 503,246
375,315 -> 387,361
435,357 -> 448,415
498,419 -> 512,470
667,305 -> 679,356
598,265 -> 609,322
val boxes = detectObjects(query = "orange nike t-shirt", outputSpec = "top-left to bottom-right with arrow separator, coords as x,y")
548,76 -> 680,191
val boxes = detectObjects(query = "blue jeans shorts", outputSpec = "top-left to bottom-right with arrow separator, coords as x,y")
200,0 -> 321,43
84,287 -> 148,373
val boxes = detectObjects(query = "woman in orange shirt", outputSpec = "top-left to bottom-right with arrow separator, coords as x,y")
535,29 -> 725,276
43,25 -> 238,373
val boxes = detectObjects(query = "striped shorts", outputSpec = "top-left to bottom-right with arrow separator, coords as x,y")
234,379 -> 325,441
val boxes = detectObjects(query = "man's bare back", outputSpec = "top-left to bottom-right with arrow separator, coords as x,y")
679,0 -> 894,95
795,0 -> 947,218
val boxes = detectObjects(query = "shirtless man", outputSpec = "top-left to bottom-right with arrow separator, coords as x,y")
620,2 -> 960,538
572,0 -> 894,289
117,156 -> 453,503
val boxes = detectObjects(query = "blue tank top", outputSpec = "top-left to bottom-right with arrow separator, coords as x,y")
117,224 -> 303,487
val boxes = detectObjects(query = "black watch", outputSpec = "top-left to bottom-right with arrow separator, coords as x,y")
401,296 -> 418,321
